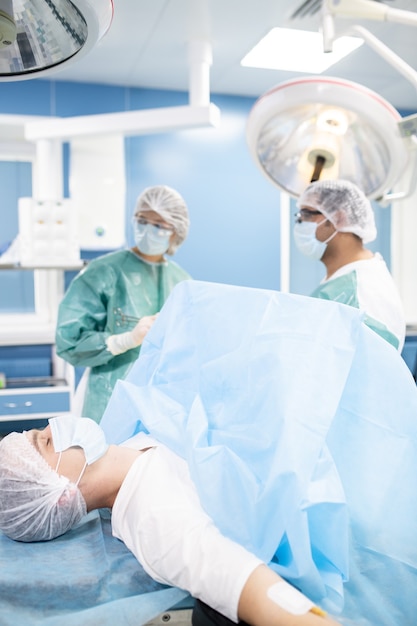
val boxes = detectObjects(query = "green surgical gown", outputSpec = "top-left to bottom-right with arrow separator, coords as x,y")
55,249 -> 191,423
310,253 -> 405,351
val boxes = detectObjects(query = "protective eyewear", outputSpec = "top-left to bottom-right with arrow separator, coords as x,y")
134,217 -> 174,237
294,209 -> 323,223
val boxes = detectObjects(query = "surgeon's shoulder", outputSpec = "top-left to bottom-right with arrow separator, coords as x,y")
64,251 -> 129,294
166,259 -> 192,280
78,249 -> 131,276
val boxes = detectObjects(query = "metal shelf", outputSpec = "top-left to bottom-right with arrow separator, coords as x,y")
0,262 -> 86,270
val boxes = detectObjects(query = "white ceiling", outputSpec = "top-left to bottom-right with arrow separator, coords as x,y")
50,0 -> 417,112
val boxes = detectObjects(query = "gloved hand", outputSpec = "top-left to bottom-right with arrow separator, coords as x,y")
130,315 -> 158,346
106,314 -> 158,355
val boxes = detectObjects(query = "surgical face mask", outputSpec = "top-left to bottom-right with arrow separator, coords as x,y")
293,219 -> 337,260
134,221 -> 172,256
49,415 -> 109,471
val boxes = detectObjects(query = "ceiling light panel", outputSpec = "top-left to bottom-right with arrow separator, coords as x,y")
241,27 -> 363,74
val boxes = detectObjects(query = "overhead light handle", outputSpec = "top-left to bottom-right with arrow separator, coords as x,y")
311,155 -> 326,183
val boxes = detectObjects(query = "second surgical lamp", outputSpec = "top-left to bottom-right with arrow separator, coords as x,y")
246,0 -> 417,203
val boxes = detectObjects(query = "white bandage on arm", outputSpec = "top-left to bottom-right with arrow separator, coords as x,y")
106,332 -> 138,355
267,581 -> 326,617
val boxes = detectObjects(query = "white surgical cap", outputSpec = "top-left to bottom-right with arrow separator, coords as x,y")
298,179 -> 377,243
0,432 -> 86,542
134,185 -> 190,254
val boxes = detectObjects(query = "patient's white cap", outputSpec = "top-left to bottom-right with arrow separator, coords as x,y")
0,432 -> 86,542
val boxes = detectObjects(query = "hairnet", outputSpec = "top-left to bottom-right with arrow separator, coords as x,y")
0,432 -> 87,542
134,185 -> 190,254
298,179 -> 377,243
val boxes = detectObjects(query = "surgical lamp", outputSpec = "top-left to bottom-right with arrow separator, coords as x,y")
246,0 -> 417,203
0,0 -> 113,79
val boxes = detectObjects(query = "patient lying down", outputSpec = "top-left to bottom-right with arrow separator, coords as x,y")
0,415 -> 341,626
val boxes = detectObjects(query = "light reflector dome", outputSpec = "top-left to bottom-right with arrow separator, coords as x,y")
246,76 -> 408,200
0,0 -> 113,80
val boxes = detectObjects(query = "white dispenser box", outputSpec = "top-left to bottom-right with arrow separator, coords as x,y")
18,197 -> 81,267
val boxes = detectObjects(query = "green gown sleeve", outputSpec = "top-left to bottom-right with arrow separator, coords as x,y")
55,261 -> 117,368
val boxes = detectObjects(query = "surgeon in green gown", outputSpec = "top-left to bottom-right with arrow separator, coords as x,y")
293,179 -> 405,351
55,185 -> 191,423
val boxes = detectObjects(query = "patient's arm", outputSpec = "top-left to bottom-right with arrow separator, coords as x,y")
238,565 -> 343,626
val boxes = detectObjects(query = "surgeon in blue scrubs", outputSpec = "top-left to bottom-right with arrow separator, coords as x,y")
293,179 -> 405,351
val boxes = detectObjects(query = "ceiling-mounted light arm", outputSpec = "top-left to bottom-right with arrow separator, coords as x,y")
25,36 -> 220,141
348,24 -> 417,97
321,1 -> 417,94
319,0 -> 417,203
187,39 -> 213,107
323,0 -> 417,26
346,23 -> 417,201
354,18 -> 417,203
321,1 -> 336,53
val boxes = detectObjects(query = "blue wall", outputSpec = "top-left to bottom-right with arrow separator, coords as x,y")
0,161 -> 34,312
124,94 -> 282,289
0,78 -> 398,309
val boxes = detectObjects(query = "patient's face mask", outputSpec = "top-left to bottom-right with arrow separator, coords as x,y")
293,219 -> 337,260
49,416 -> 109,469
134,220 -> 172,256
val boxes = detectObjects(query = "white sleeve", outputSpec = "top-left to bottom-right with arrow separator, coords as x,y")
112,445 -> 263,623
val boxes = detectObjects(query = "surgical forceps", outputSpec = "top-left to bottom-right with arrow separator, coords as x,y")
113,307 -> 141,328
